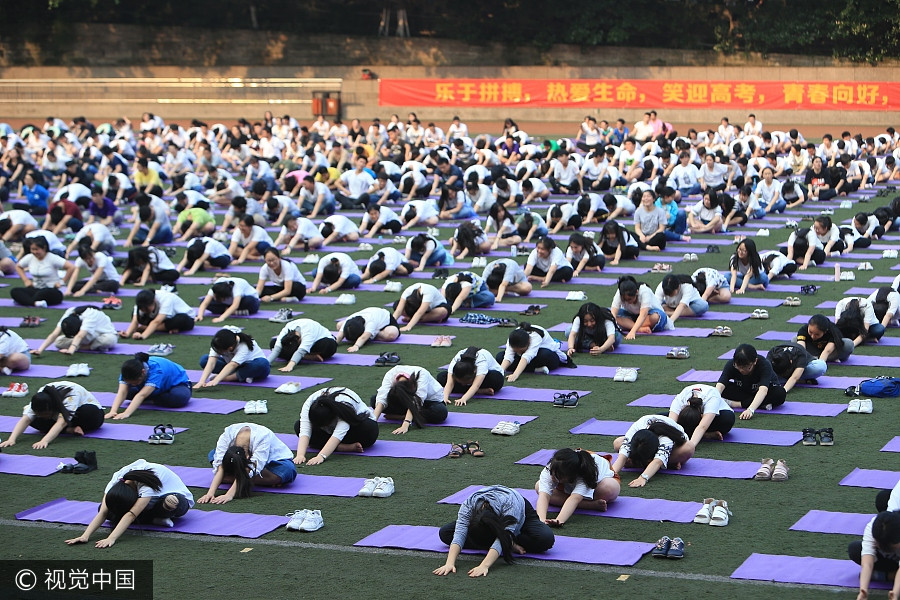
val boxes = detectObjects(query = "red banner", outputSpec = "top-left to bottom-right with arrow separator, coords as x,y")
379,79 -> 898,111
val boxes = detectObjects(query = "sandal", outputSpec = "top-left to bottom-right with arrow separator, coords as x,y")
675,347 -> 690,359
497,318 -> 518,328
374,352 -> 401,366
706,244 -> 721,254
156,424 -> 176,445
818,427 -> 834,446
448,442 -> 467,458
148,424 -> 166,445
772,459 -> 789,482
710,325 -> 733,337
800,285 -> 819,295
710,499 -> 732,526
552,392 -> 568,408
802,427 -> 818,446
693,497 -> 716,524
754,458 -> 775,481
519,305 -> 541,316
19,316 -> 41,328
466,440 -> 485,458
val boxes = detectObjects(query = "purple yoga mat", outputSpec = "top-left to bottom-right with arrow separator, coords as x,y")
677,310 -> 752,321
168,465 -> 366,497
372,333 -> 457,346
881,437 -> 900,452
728,297 -> 785,307
439,485 -> 699,523
23,339 -> 154,355
0,453 -> 75,476
678,368 -> 864,389
16,497 -> 286,539
840,468 -> 900,489
870,276 -> 896,284
92,392 -> 244,415
481,387 -> 592,402
789,510 -> 872,535
570,418 -> 801,446
546,365 -> 637,378
381,301 -> 547,312
354,524 -> 654,567
516,449 -> 762,479
0,298 -> 82,310
0,416 -> 188,442
653,327 -> 718,337
846,286 -> 878,295
185,370 -> 332,390
815,301 -> 839,308
382,413 -> 537,429
274,433 -> 451,460
757,330 -> 900,347
720,348 -> 900,368
731,553 -> 889,590
629,393 -> 846,417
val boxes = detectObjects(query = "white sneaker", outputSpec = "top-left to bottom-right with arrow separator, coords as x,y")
785,219 -> 798,228
883,249 -> 898,259
372,477 -> 395,498
492,421 -> 520,435
275,382 -> 303,394
254,399 -> 268,414
299,509 -> 324,531
613,367 -> 625,382
840,200 -> 853,209
566,291 -> 588,301
535,366 -> 550,375
821,209 -> 834,215
358,242 -> 374,251
303,254 -> 320,264
383,281 -> 402,293
77,363 -> 91,377
857,262 -> 874,271
358,478 -> 379,497
622,368 -> 638,382
393,235 -> 405,244
427,227 -> 440,237
152,517 -> 175,528
840,271 -> 856,281
335,294 -> 356,305
244,400 -> 259,414
66,363 -> 81,377
285,509 -> 309,531
269,308 -> 294,323
859,399 -> 873,414
847,399 -> 861,413
584,230 -> 595,239
2,382 -> 28,398
757,229 -> 770,237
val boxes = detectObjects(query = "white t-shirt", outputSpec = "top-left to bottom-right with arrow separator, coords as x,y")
862,480 -> 900,558
209,335 -> 267,365
374,365 -> 443,407
619,415 -> 687,468
0,329 -> 30,356
669,384 -> 733,416
448,348 -> 502,376
19,252 -> 67,288
835,297 -> 879,327
400,200 -> 439,223
361,206 -> 400,228
537,452 -> 615,499
692,267 -> 728,289
25,230 -> 66,255
24,381 -> 101,420
689,200 -> 723,221
367,247 -> 404,273
259,259 -> 306,286
342,306 -> 392,337
654,281 -> 703,309
73,223 -> 116,249
297,387 -> 375,442
526,246 -> 572,272
105,459 -> 194,506
501,327 -> 565,364
206,277 -> 258,300
317,252 -> 361,279
197,237 -> 231,259
611,284 -> 666,316
320,215 -> 357,237
669,163 -> 700,188
269,318 -> 334,365
231,225 -> 274,247
401,282 -> 445,307
58,307 -> 117,339
212,423 -> 293,477
482,259 -> 526,285
339,170 -> 376,198
138,290 -> 196,319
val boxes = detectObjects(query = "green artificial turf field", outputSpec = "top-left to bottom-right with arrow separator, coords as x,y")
1,192 -> 898,600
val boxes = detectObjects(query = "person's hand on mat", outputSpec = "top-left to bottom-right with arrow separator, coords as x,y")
210,494 -> 234,505
104,411 -> 117,420
196,493 -> 215,504
293,455 -> 306,465
629,476 -> 648,488
262,295 -> 273,302
212,316 -> 227,324
610,260 -> 619,266
739,409 -> 754,420
545,518 -> 564,528
59,346 -> 76,355
391,423 -> 410,435
233,258 -> 244,265
306,455 -> 325,466
566,347 -> 576,358
735,288 -> 745,295
0,439 -> 14,448
318,288 -> 331,295
132,332 -> 146,340
589,346 -> 604,356
95,538 -> 116,549
32,440 -> 49,450
506,373 -> 519,383
625,332 -> 637,341
347,344 -> 360,353
111,412 -> 131,420
454,398 -> 468,407
541,279 -> 551,288
399,325 -> 413,333
195,315 -> 204,322
798,263 -> 808,271
468,565 -> 490,578
433,564 -> 456,576
64,535 -> 89,545
30,349 -> 42,357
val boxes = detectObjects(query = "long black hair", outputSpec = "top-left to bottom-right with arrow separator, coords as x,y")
212,328 -> 255,354
467,499 -> 518,564
30,384 -> 74,422
675,392 -> 704,437
368,251 -> 388,276
454,221 -> 483,256
307,388 -> 369,428
628,420 -> 688,469
568,232 -> 596,257
402,288 -> 424,317
547,448 -> 599,489
836,299 -> 867,340
661,273 -> 698,297
60,306 -> 99,338
386,371 -> 425,428
221,446 -> 253,498
731,238 -> 763,277
451,346 -> 480,385
410,233 -> 435,254
321,257 -> 342,284
507,322 -> 545,352
573,302 -> 618,351
872,287 -> 895,322
121,353 -> 150,384
443,273 -> 474,306
485,262 -> 506,290
211,280 -> 235,302
186,238 -> 207,264
342,315 -> 366,344
105,469 -> 163,525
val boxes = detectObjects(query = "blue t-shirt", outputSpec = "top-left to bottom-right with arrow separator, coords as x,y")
23,184 -> 49,211
120,357 -> 190,395
654,198 -> 679,226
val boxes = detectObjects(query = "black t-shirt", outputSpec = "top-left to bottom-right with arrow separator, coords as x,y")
796,322 -> 842,358
805,167 -> 832,188
768,343 -> 812,377
718,355 -> 779,389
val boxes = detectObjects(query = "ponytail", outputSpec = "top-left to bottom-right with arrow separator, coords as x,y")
386,372 -> 425,428
221,446 -> 253,498
451,346 -> 480,384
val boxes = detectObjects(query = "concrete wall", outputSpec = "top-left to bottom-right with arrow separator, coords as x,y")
1,25 -> 898,132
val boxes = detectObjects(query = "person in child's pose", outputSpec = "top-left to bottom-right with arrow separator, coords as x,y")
691,267 -> 732,304
196,328 -> 270,387
535,448 -> 620,525
0,382 -> 103,449
293,387 -> 378,465
611,414 -> 693,487
610,275 -> 670,339
336,306 -> 401,352
437,346 -> 505,406
198,423 -> 297,504
32,305 -> 117,356
667,384 -> 735,443
835,297 -> 886,346
65,459 -> 194,548
496,322 -> 568,383
196,277 -> 261,323
268,318 -> 337,372
715,343 -> 786,420
767,343 -> 827,392
434,485 -> 555,578
393,282 -> 450,332
482,258 -> 531,302
656,273 -> 709,325
0,327 -> 31,374
565,302 -> 621,357
106,353 -> 192,419
371,365 -> 448,434
848,480 -> 900,600
307,252 -> 362,294
729,238 -> 768,294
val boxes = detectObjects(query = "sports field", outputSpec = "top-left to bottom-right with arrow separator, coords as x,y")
0,158 -> 898,600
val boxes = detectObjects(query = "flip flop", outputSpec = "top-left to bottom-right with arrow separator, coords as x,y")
497,318 -> 518,328
448,442 -> 467,458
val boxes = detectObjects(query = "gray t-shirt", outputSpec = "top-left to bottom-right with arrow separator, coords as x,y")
633,206 -> 668,235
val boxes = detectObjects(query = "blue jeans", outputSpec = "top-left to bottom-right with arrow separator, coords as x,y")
687,298 -> 710,316
664,209 -> 687,241
765,198 -> 787,214
134,225 -> 174,245
869,323 -> 886,341
339,273 -> 362,289
453,205 -> 477,220
412,246 -> 450,267
802,359 -> 827,380
200,355 -> 271,382
678,183 -> 702,196
618,307 -> 668,332
208,295 -> 261,315
134,382 -> 191,408
735,272 -> 769,288
207,450 -> 297,485
465,281 -> 496,309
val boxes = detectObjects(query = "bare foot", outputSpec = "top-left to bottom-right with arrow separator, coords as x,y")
476,387 -> 495,396
336,442 -> 364,453
703,431 -> 724,441
303,353 -> 324,362
637,326 -> 653,335
511,542 -> 526,555
66,425 -> 85,436
582,498 -> 608,512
